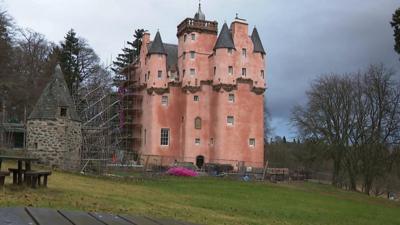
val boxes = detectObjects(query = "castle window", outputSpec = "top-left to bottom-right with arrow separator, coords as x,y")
195,138 -> 200,145
195,117 -> 202,129
183,69 -> 185,77
249,138 -> 256,147
144,129 -> 147,145
190,51 -> 195,59
213,67 -> 216,76
183,52 -> 186,60
190,68 -> 196,76
242,68 -> 247,76
60,107 -> 67,117
227,116 -> 234,126
228,48 -> 233,54
158,70 -> 162,79
210,138 -> 214,145
184,34 -> 187,42
194,95 -> 199,102
191,33 -> 196,41
261,70 -> 265,79
242,48 -> 247,57
228,93 -> 235,102
228,66 -> 233,75
161,95 -> 168,106
160,128 -> 169,146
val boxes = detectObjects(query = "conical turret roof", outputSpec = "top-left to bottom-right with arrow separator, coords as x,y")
29,65 -> 80,121
251,27 -> 265,54
194,3 -> 205,20
214,23 -> 235,50
148,31 -> 167,55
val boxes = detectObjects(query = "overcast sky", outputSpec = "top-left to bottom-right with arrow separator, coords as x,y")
2,0 -> 400,139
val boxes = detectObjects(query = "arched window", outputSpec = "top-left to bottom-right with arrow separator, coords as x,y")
195,117 -> 202,129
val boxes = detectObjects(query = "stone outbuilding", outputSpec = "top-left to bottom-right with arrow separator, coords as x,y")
27,65 -> 82,171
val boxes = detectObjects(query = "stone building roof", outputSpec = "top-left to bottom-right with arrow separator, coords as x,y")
214,23 -> 235,50
147,42 -> 178,70
147,31 -> 167,55
251,27 -> 266,54
28,65 -> 80,121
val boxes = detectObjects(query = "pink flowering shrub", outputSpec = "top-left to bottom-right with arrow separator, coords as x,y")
167,167 -> 198,177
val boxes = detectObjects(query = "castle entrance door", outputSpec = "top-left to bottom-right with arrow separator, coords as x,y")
196,155 -> 204,169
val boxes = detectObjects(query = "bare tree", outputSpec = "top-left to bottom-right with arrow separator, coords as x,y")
292,74 -> 355,187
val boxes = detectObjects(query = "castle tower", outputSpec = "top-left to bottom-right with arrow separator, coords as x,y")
27,65 -> 82,170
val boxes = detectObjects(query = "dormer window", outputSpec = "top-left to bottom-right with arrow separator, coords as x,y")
60,107 -> 67,117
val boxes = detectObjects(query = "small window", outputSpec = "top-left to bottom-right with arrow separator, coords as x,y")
190,51 -> 195,59
190,68 -> 196,76
183,52 -> 186,60
161,95 -> 168,106
228,93 -> 235,102
60,107 -> 67,117
144,129 -> 147,145
195,117 -> 202,129
242,48 -> 247,57
261,70 -> 265,79
145,72 -> 148,82
228,48 -> 233,54
213,67 -> 216,76
160,128 -> 170,146
195,138 -> 200,145
158,70 -> 162,79
191,33 -> 196,40
210,138 -> 214,145
227,116 -> 234,126
249,138 -> 255,147
228,66 -> 233,75
184,34 -> 187,42
194,95 -> 199,102
183,69 -> 186,77
242,68 -> 247,76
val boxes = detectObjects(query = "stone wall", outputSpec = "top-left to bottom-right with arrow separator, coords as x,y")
26,119 -> 82,171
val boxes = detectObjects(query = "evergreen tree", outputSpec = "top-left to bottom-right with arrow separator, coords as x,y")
112,29 -> 145,74
58,29 -> 80,95
58,29 -> 100,96
391,8 -> 400,58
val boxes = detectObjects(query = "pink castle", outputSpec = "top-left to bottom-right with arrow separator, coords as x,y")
121,5 -> 266,169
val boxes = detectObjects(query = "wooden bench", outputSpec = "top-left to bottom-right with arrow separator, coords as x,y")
0,171 -> 10,186
25,171 -> 52,188
8,168 -> 27,185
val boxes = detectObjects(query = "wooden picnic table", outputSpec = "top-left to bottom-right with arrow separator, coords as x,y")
0,155 -> 39,185
0,207 -> 200,225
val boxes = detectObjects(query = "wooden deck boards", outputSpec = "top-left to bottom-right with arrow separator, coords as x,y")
0,207 -> 200,225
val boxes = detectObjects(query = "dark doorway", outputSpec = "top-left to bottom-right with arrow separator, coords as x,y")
196,155 -> 204,169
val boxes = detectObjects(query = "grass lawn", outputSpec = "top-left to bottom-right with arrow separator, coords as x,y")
0,165 -> 399,225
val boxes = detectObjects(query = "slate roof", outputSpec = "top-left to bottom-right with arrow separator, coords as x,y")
147,31 -> 167,55
214,23 -> 235,50
28,65 -> 80,121
251,27 -> 266,54
147,42 -> 178,70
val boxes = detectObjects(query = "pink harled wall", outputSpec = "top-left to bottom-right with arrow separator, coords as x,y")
135,19 -> 266,169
